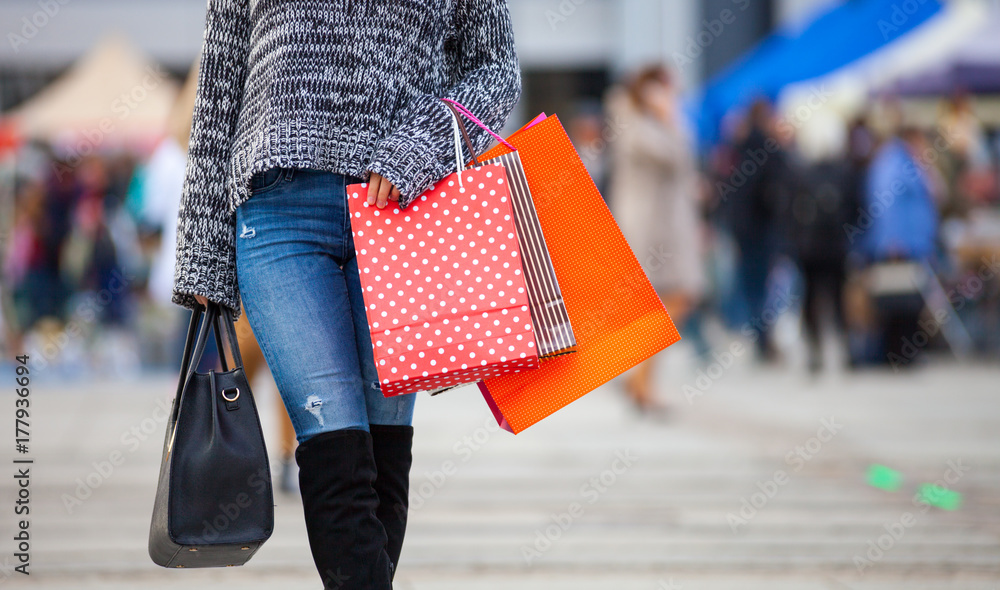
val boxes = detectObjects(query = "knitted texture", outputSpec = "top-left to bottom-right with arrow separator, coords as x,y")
172,0 -> 522,318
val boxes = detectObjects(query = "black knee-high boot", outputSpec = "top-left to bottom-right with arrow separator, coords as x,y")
295,428 -> 393,589
369,424 -> 413,576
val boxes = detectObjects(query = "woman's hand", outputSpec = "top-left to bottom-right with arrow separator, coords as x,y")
194,294 -> 209,308
367,172 -> 400,209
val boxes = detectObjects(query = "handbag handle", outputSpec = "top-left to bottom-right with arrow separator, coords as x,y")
180,302 -> 246,388
175,304 -> 204,401
215,304 -> 245,370
166,304 -> 214,443
441,98 -> 517,152
212,311 -> 228,372
167,302 -> 247,454
183,303 -> 220,385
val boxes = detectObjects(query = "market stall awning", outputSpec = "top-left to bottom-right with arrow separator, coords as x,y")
891,6 -> 1000,95
2,33 -> 180,149
692,0 -> 947,147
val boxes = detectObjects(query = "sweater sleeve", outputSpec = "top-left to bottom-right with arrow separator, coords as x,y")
366,0 -> 522,209
171,0 -> 250,319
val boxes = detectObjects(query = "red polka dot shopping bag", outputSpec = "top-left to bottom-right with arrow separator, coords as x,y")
442,100 -> 577,361
345,106 -> 539,396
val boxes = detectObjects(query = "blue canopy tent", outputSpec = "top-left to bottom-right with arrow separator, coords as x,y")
691,0 -> 944,150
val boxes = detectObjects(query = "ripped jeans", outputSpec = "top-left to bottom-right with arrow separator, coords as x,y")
235,166 -> 416,443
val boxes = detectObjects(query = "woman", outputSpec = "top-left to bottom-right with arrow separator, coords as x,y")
607,65 -> 705,413
171,2 -> 521,587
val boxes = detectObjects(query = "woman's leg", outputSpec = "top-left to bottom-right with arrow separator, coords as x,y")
236,167 -> 391,588
233,300 -> 299,492
275,398 -> 299,493
236,185 -> 369,438
342,199 -> 416,575
343,252 -> 416,426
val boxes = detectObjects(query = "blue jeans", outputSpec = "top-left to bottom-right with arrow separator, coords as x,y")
235,166 -> 416,443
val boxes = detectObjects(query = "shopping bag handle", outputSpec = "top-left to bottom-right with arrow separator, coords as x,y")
443,101 -> 481,167
439,100 -> 491,187
440,101 -> 468,187
441,98 -> 517,152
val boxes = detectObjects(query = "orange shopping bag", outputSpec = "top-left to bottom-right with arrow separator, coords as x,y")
477,114 -> 680,433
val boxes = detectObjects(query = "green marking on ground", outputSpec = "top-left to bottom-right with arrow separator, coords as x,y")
918,484 -> 962,511
867,464 -> 903,491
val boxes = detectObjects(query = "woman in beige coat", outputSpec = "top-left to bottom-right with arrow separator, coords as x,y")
607,65 -> 705,412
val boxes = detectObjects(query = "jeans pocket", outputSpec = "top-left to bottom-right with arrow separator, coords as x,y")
250,166 -> 290,195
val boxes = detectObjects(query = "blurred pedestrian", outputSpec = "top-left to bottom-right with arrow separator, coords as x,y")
938,93 -> 992,216
858,126 -> 941,366
6,178 -> 69,331
789,113 -> 862,372
568,100 -> 609,198
722,99 -> 793,360
847,115 -> 878,169
62,156 -> 131,327
607,64 -> 705,414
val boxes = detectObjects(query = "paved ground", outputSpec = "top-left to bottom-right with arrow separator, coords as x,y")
2,352 -> 999,589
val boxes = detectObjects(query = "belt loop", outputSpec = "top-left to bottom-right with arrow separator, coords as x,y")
284,167 -> 296,182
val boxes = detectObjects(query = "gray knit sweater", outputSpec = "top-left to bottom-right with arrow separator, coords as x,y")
172,0 -> 522,319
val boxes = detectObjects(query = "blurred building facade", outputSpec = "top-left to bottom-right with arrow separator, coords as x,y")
0,0 -> 832,119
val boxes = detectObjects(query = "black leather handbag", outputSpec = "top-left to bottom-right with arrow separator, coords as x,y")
148,302 -> 274,568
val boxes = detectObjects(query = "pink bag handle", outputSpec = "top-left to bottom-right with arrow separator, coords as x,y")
441,98 -> 517,152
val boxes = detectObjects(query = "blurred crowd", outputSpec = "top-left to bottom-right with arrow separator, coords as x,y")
573,64 -> 1000,410
3,63 -> 1000,392
1,141 -> 189,378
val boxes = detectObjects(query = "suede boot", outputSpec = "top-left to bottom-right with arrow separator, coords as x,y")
369,424 -> 414,576
295,428 -> 393,589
